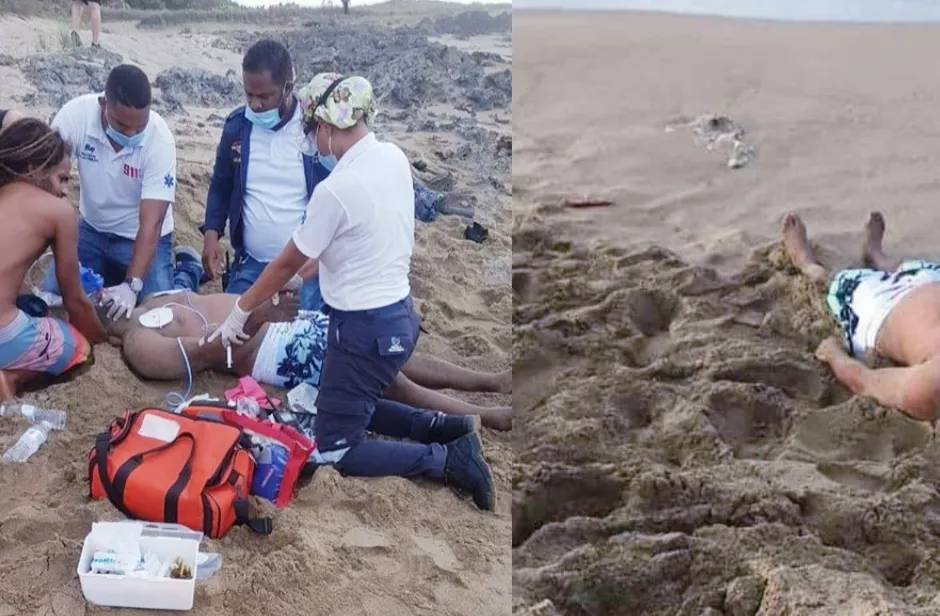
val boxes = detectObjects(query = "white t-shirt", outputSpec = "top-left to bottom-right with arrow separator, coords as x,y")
52,93 -> 176,240
292,133 -> 414,312
242,104 -> 309,263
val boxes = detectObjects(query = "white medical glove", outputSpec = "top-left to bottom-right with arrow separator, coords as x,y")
281,273 -> 304,292
100,282 -> 138,320
205,299 -> 252,347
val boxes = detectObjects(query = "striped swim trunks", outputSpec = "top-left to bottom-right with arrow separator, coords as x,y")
0,310 -> 91,376
826,260 -> 940,358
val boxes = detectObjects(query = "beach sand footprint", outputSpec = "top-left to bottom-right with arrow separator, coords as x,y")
704,382 -> 794,459
410,535 -> 461,573
340,527 -> 392,550
709,354 -> 834,404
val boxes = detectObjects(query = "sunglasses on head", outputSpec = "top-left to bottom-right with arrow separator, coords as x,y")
302,76 -> 348,135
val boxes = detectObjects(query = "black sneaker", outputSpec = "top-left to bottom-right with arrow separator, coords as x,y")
443,432 -> 495,511
426,412 -> 479,444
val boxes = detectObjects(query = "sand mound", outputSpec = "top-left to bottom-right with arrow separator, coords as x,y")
227,22 -> 512,112
512,225 -> 940,615
155,67 -> 244,113
420,10 -> 512,39
18,48 -> 124,109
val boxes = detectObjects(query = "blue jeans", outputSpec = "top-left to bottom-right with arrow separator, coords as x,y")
313,297 -> 446,479
414,183 -> 443,223
226,252 -> 323,312
42,218 -> 176,300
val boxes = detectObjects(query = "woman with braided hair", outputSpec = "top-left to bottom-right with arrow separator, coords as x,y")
0,118 -> 108,400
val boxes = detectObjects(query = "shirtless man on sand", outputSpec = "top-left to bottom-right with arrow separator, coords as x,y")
101,287 -> 513,430
0,118 -> 108,400
783,211 -> 940,421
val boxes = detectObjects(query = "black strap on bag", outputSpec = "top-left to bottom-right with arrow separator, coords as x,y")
94,430 -> 197,524
233,497 -> 273,535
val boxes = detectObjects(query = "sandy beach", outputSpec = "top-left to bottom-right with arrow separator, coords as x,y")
514,10 -> 940,615
0,3 -> 511,614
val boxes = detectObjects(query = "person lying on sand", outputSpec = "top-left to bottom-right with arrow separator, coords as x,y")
783,211 -> 940,421
0,118 -> 109,401
99,286 -> 513,430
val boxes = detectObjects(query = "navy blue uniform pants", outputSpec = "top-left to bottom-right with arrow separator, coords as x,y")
313,297 -> 447,479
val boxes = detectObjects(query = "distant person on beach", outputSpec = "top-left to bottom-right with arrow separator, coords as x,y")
70,0 -> 102,49
207,72 -> 496,511
0,109 -> 25,133
783,211 -> 940,421
0,118 -> 109,401
39,64 -> 181,321
201,39 -> 470,311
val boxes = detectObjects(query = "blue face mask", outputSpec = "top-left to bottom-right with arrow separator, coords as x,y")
105,124 -> 145,149
314,125 -> 337,171
318,153 -> 337,171
245,105 -> 282,130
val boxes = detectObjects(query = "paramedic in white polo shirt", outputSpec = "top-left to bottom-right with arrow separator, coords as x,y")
41,64 -> 178,320
207,73 -> 495,511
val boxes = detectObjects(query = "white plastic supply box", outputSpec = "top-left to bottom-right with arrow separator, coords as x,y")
77,521 -> 202,611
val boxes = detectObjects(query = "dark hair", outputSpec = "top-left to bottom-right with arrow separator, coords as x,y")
105,64 -> 152,109
0,118 -> 69,189
242,38 -> 293,85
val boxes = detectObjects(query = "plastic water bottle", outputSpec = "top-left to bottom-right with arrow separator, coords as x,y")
0,403 -> 66,430
80,264 -> 105,295
2,421 -> 53,463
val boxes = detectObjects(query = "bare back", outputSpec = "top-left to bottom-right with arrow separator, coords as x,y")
875,283 -> 940,365
0,183 -> 71,328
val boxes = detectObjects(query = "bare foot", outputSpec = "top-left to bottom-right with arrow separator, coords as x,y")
861,212 -> 899,271
782,213 -> 828,283
481,406 -> 512,431
815,336 -> 846,364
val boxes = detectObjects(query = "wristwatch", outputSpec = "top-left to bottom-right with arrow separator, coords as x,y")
125,277 -> 144,294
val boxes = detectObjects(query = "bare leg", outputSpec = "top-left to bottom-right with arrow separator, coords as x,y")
401,354 -> 511,394
438,193 -> 475,219
782,213 -> 829,283
861,212 -> 902,271
70,1 -> 82,44
89,2 -> 101,46
384,373 -> 512,431
0,369 -> 42,402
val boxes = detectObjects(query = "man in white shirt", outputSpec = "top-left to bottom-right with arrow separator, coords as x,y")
207,73 -> 496,512
40,64 -> 180,320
